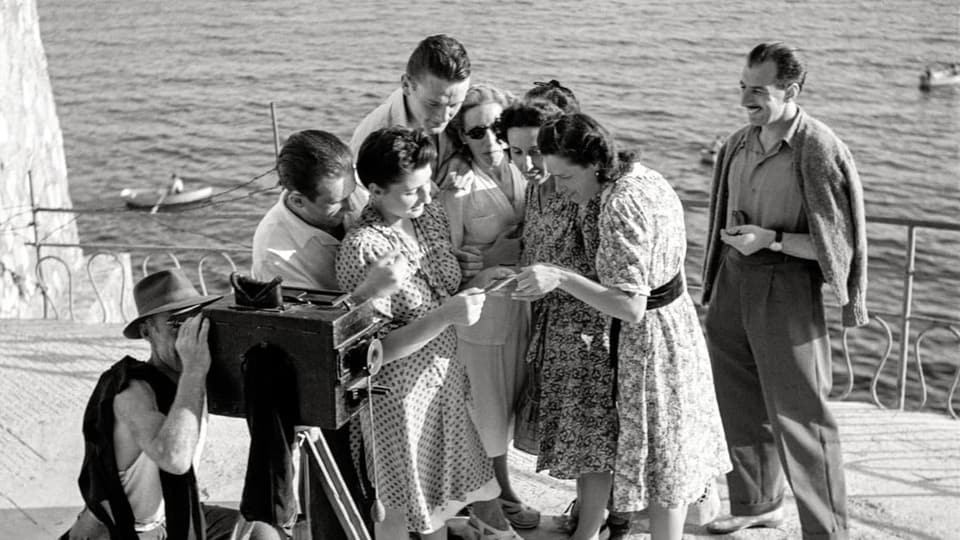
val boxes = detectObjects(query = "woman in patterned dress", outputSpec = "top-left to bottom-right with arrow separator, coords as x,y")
499,98 -> 620,540
515,113 -> 731,540
336,126 -> 516,539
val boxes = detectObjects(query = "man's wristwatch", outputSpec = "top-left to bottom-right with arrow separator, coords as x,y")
769,230 -> 784,252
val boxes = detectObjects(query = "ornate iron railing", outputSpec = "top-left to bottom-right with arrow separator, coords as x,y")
20,200 -> 960,419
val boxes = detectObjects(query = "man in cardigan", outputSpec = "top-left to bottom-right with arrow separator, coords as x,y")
64,269 -> 281,540
701,42 -> 868,540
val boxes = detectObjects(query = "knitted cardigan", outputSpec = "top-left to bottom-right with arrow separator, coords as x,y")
701,109 -> 869,328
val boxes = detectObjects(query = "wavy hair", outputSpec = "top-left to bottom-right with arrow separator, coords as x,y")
523,80 -> 580,114
747,41 -> 807,91
495,98 -> 564,141
406,34 -> 471,83
537,113 -> 635,184
356,126 -> 437,188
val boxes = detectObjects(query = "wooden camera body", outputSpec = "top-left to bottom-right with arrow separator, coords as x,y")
202,293 -> 387,429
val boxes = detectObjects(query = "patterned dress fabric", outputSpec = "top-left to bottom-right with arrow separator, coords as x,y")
522,179 -> 618,479
597,165 -> 731,510
336,202 -> 497,533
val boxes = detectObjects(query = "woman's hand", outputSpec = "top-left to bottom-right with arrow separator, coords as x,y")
464,265 -> 517,290
441,289 -> 486,327
483,228 -> 522,267
354,249 -> 408,300
454,246 -> 484,280
514,263 -> 567,297
442,168 -> 476,192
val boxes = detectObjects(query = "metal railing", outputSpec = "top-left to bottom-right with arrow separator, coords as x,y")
18,199 -> 960,419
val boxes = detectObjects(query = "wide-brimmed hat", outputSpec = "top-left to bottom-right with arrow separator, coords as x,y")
123,268 -> 222,339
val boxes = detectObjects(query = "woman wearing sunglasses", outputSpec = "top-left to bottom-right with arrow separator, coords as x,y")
439,84 -> 541,536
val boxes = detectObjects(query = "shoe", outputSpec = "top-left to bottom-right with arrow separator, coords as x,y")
705,507 -> 785,534
466,514 -> 524,539
498,497 -> 541,529
606,513 -> 630,539
554,498 -> 579,533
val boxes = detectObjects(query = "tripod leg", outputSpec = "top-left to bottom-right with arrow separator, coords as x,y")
302,433 -> 373,540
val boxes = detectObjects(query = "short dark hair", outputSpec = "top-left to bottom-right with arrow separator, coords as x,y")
276,130 -> 353,200
523,80 -> 580,114
406,34 -> 471,82
356,126 -> 438,189
496,99 -> 564,141
747,42 -> 807,91
538,113 -> 635,184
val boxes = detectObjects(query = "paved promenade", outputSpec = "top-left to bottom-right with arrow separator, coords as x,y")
1,319 -> 957,539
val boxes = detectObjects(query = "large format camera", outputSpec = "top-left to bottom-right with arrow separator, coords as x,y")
201,289 -> 389,429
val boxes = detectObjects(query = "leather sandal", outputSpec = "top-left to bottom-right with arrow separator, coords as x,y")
466,514 -> 524,539
554,498 -> 579,533
498,498 -> 541,529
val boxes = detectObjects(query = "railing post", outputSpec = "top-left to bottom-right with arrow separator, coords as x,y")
897,225 -> 917,410
27,170 -> 47,319
270,102 -> 280,164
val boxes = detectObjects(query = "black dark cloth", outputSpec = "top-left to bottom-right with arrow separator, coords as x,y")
74,356 -> 205,540
239,343 -> 299,530
239,344 -> 375,539
610,271 -> 686,402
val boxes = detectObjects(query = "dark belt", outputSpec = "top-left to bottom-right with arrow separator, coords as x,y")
609,270 -> 685,402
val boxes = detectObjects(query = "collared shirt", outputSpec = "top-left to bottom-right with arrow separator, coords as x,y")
440,160 -> 527,253
726,110 -> 808,234
251,195 -> 341,290
348,87 -> 460,184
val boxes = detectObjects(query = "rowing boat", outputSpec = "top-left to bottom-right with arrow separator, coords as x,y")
121,186 -> 214,210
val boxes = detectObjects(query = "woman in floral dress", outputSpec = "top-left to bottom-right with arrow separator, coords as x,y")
499,98 -> 619,540
516,113 -> 731,540
336,126 -> 516,539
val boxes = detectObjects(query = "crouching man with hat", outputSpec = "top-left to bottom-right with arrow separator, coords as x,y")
62,268 -> 283,540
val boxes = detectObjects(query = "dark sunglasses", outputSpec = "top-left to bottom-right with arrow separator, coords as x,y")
463,123 -> 498,141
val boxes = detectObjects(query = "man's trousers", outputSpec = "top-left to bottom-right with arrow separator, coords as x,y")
705,247 -> 848,540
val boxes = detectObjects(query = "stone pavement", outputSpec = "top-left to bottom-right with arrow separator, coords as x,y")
1,319 -> 958,539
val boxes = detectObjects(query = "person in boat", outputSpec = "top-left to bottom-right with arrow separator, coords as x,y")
701,41 -> 868,539
336,125 -> 517,539
711,135 -> 724,153
438,83 -> 543,534
168,173 -> 185,195
62,269 -> 283,540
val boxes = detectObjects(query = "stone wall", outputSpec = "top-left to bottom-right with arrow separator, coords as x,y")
0,0 -> 131,321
